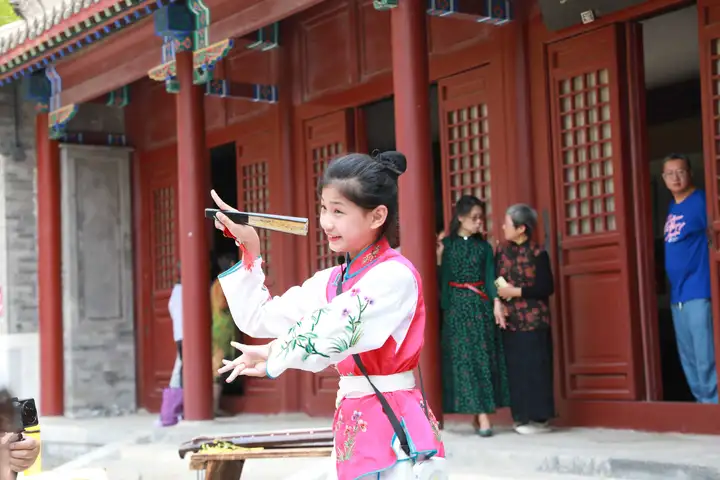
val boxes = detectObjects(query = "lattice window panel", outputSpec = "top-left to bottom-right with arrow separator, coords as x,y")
312,142 -> 343,271
712,39 -> 720,217
241,161 -> 271,279
557,69 -> 616,236
446,103 -> 493,234
153,186 -> 176,290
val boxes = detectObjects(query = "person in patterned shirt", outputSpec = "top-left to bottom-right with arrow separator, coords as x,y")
494,204 -> 556,434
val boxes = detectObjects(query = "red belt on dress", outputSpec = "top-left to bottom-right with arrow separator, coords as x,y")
448,281 -> 488,300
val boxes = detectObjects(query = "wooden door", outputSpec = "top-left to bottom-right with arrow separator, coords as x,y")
438,64 -> 509,242
547,25 -> 642,400
697,0 -> 720,381
138,148 -> 179,411
300,109 -> 354,416
234,128 -> 286,413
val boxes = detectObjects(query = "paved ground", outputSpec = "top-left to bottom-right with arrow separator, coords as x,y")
34,412 -> 720,479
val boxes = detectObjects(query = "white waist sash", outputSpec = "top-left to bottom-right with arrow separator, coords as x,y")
336,371 -> 415,407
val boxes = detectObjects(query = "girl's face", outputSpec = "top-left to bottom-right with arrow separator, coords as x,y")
458,205 -> 484,235
319,185 -> 387,258
502,214 -> 525,242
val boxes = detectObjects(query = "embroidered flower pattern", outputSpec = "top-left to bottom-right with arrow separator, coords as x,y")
279,308 -> 330,360
420,400 -> 442,442
278,291 -> 372,359
335,410 -> 368,462
361,245 -> 381,265
328,293 -> 371,354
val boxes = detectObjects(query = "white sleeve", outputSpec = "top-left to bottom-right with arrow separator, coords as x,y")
218,257 -> 334,339
265,261 -> 419,377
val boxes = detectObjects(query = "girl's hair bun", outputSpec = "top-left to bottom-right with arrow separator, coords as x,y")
375,150 -> 407,177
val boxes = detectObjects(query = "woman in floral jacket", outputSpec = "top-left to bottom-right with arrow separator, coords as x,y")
494,204 -> 556,435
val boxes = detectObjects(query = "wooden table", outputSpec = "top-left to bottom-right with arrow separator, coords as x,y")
189,446 -> 333,480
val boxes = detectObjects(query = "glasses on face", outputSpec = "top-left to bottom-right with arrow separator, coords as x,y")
662,169 -> 688,180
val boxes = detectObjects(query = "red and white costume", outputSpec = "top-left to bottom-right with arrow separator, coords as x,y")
219,237 -> 446,479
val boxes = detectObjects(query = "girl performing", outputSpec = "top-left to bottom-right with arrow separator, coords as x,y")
213,151 -> 446,479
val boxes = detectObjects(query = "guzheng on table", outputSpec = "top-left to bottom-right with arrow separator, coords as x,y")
179,427 -> 334,480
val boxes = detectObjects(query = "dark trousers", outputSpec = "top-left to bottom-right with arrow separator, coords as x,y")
502,328 -> 556,424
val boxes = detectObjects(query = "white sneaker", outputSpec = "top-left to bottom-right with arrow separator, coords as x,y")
514,423 -> 551,435
531,421 -> 551,432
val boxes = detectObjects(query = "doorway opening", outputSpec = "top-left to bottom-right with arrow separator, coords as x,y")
210,142 -> 238,278
208,142 -> 242,397
360,85 -> 446,242
641,4 -> 702,402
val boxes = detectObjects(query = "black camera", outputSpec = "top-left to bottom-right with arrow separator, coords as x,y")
0,390 -> 38,433
10,398 -> 38,432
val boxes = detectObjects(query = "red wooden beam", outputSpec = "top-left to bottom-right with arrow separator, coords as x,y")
208,0 -> 325,44
391,1 -> 443,422
36,113 -> 64,416
55,0 -> 322,106
57,20 -> 163,106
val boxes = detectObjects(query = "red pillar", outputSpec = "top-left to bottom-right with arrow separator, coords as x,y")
391,0 -> 443,424
176,50 -> 213,420
36,112 -> 64,416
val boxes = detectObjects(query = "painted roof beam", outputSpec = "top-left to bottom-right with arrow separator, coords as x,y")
204,80 -> 278,103
373,0 -> 513,25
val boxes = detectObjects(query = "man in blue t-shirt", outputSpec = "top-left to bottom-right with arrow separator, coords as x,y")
662,153 -> 718,404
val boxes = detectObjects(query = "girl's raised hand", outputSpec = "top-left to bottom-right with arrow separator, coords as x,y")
211,189 -> 261,258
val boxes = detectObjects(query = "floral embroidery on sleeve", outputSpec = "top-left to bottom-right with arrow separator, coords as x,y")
278,308 -> 330,360
277,289 -> 373,359
335,410 -> 368,462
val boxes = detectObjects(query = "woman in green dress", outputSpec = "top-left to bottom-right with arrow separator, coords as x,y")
438,195 -> 510,437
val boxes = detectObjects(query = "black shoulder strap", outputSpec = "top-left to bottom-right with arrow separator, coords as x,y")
336,266 -> 412,458
352,353 -> 411,457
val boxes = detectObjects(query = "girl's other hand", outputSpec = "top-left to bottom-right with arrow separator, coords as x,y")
218,342 -> 271,381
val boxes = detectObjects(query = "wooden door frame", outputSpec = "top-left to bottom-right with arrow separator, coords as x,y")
697,0 -> 720,404
436,61 -> 508,242
131,147 -> 145,408
226,113 -> 299,415
295,108 -> 357,416
547,24 -> 644,401
623,21 -> 664,401
132,142 -> 178,411
528,0 -> 699,424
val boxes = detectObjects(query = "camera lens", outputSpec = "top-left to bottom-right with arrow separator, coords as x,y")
20,401 -> 38,427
